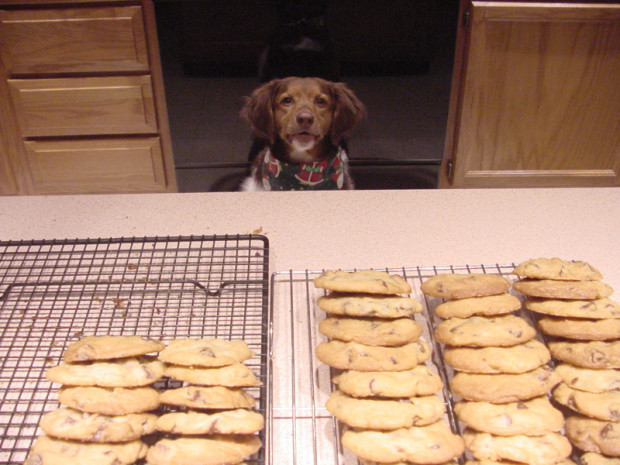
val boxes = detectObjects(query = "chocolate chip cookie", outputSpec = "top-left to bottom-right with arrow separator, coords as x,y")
46,357 -> 164,387
555,364 -> 620,393
63,335 -> 164,362
433,293 -> 521,319
341,421 -> 465,464
513,258 -> 603,281
525,298 -> 620,319
454,396 -> 564,436
159,386 -> 256,410
164,363 -> 262,387
326,390 -> 445,430
463,429 -> 572,465
450,365 -> 560,403
548,340 -> 620,369
565,416 -> 620,457
156,409 -> 264,435
553,383 -> 620,421
40,408 -> 156,442
317,293 -> 422,318
318,316 -> 422,346
332,365 -> 443,398
434,315 -> 536,347
147,436 -> 262,465
315,339 -> 431,371
538,316 -> 620,341
158,338 -> 254,367
581,452 -> 620,465
23,435 -> 148,465
421,273 -> 511,299
58,386 -> 160,415
443,339 -> 550,374
314,269 -> 412,294
513,279 -> 613,300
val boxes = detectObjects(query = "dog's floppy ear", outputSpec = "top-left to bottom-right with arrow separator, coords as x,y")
241,79 -> 281,144
330,82 -> 366,146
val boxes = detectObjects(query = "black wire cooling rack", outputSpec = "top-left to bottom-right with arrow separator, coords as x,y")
0,235 -> 270,465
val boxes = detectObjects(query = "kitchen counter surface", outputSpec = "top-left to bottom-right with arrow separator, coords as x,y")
1,188 -> 619,283
2,187 -> 620,465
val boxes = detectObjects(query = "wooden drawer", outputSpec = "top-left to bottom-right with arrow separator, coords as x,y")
24,137 -> 168,194
0,6 -> 149,75
9,76 -> 157,137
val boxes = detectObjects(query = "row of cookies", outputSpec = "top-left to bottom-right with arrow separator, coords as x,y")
313,269 -> 465,464
151,337 -> 263,465
25,335 -> 165,465
421,272 -> 572,465
513,258 -> 620,464
24,335 -> 264,465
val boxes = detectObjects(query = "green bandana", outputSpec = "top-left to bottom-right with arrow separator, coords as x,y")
261,148 -> 346,190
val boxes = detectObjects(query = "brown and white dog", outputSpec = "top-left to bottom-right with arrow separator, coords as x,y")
240,77 -> 365,191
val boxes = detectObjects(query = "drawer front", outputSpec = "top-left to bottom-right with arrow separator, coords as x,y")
24,137 -> 168,194
0,6 -> 148,75
9,76 -> 157,137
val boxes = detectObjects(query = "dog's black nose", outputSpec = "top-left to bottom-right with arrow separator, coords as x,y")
296,110 -> 314,127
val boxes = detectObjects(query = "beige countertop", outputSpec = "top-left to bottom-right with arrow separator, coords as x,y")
2,187 -> 619,465
1,188 -> 619,283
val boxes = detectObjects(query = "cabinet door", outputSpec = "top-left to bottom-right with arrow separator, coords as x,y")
0,6 -> 149,75
442,2 -> 620,188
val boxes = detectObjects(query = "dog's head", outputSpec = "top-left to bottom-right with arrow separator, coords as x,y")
242,77 -> 365,162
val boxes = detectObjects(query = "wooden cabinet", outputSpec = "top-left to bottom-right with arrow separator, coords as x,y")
9,76 -> 158,137
441,1 -> 620,188
0,0 -> 177,195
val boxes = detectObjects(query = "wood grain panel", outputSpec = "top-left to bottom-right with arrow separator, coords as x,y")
9,76 -> 157,137
443,2 -> 620,188
24,138 -> 168,194
0,6 -> 148,75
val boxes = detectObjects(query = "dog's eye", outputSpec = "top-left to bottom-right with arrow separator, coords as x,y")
315,96 -> 328,107
280,96 -> 293,105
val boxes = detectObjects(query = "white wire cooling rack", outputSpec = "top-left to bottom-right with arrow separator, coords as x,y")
269,263 -> 532,465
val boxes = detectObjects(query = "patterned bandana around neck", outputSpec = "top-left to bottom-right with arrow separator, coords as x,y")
261,148 -> 346,191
